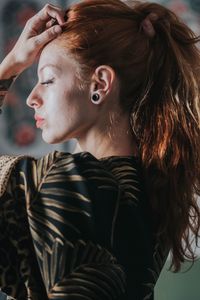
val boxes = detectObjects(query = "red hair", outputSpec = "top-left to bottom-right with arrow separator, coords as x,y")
57,0 -> 200,272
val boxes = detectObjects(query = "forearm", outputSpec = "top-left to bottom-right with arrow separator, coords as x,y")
0,51 -> 24,79
0,53 -> 23,113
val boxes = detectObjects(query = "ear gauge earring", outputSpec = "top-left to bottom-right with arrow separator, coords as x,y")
91,93 -> 101,104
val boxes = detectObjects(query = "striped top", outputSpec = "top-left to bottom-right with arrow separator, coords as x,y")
0,151 -> 168,300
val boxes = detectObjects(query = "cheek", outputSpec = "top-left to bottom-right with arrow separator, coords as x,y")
45,90 -> 80,132
44,88 -> 68,117
44,81 -> 91,136
61,84 -> 89,119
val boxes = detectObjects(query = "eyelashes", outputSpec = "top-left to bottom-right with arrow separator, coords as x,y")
40,78 -> 54,86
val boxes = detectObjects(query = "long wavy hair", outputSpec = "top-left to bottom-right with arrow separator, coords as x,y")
57,0 -> 200,271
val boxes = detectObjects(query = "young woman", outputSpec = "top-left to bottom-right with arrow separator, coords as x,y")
0,1 -> 199,299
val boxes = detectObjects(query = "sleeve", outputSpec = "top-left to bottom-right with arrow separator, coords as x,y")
0,155 -> 48,300
15,151 -> 127,300
38,239 -> 126,300
0,155 -> 29,299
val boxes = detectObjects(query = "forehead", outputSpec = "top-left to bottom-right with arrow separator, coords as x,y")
38,41 -> 77,73
38,43 -> 64,68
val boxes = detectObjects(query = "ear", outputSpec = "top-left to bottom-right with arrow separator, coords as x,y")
90,65 -> 116,101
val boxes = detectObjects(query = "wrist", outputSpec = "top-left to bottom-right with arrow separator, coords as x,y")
0,52 -> 25,79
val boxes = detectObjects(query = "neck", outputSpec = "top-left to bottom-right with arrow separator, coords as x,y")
76,113 -> 138,159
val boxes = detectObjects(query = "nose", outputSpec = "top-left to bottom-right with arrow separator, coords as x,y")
26,84 -> 43,109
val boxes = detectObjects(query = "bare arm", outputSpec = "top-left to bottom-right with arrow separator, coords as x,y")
0,4 -> 66,113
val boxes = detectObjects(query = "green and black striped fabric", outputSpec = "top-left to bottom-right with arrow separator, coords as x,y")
0,151 -> 169,300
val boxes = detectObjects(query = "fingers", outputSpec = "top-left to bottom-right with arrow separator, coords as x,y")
46,18 -> 57,29
26,4 -> 65,33
32,25 -> 62,48
38,4 -> 65,25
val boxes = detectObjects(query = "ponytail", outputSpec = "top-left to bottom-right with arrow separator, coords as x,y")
131,2 -> 200,271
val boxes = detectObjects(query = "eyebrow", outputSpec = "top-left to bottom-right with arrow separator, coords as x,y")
38,64 -> 62,74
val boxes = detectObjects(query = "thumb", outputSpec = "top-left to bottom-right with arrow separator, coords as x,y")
34,25 -> 62,46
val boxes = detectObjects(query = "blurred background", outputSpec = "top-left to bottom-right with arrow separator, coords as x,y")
0,0 -> 199,299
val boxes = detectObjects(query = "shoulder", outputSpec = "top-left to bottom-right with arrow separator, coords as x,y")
0,152 -> 61,197
0,154 -> 30,197
33,151 -> 120,186
0,150 -> 143,195
0,151 -> 117,197
0,150 -> 95,176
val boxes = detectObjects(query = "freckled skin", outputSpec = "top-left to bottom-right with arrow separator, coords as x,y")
26,42 -> 96,144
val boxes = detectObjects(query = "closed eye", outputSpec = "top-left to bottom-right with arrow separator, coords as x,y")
40,78 -> 54,86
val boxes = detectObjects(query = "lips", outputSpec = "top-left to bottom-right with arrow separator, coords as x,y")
34,114 -> 45,128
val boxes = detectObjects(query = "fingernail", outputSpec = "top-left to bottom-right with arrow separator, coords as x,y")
54,25 -> 62,34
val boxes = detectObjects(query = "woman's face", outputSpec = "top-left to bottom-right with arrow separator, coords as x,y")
27,42 -> 95,144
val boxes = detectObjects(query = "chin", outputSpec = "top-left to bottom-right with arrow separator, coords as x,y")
42,131 -> 71,144
42,132 -> 60,144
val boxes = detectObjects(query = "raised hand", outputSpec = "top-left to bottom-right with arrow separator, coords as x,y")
0,4 -> 65,79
